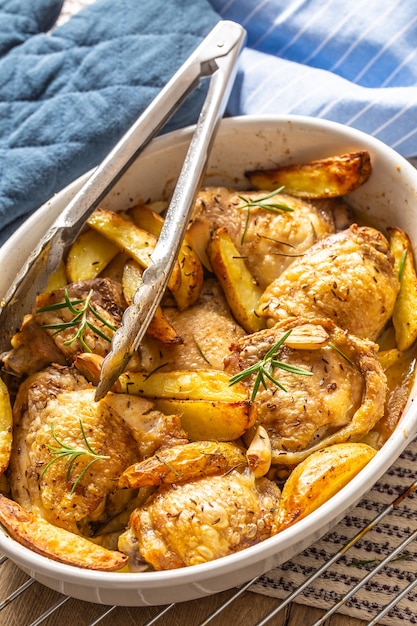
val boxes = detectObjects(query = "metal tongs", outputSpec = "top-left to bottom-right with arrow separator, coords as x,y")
0,21 -> 246,400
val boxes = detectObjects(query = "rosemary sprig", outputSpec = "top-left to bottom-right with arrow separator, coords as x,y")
40,420 -> 110,494
328,341 -> 356,367
193,335 -> 212,365
237,187 -> 293,244
229,330 -> 313,402
37,289 -> 116,352
398,249 -> 408,281
238,186 -> 292,213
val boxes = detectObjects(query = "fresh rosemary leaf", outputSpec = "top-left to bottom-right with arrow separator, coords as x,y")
237,186 -> 292,213
237,187 -> 293,244
398,248 -> 408,281
41,420 -> 110,494
193,335 -> 212,365
229,329 -> 313,401
328,342 -> 355,367
37,288 -> 116,352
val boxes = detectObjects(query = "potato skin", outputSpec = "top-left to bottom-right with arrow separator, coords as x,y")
246,151 -> 372,199
0,379 -> 12,475
153,397 -> 256,442
276,443 -> 376,531
388,226 -> 417,351
0,494 -> 127,571
207,227 -> 266,333
119,441 -> 248,488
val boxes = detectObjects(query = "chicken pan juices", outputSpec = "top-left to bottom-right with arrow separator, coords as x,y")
0,149 -> 416,574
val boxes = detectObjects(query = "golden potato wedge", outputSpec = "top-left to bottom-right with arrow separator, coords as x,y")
129,204 -> 204,310
0,494 -> 127,571
99,251 -> 130,282
121,257 -> 144,303
186,216 -> 213,271
118,368 -> 249,402
153,397 -> 256,441
173,237 -> 205,311
73,358 -> 254,440
119,441 -> 247,488
378,348 -> 402,371
122,259 -> 183,344
87,208 -> 181,293
276,443 -> 376,531
246,151 -> 372,198
66,228 -> 119,282
388,227 -> 417,351
147,199 -> 169,214
46,260 -> 68,291
207,228 -> 266,333
128,203 -> 165,233
0,379 -> 12,475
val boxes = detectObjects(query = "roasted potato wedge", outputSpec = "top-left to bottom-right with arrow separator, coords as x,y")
122,259 -> 183,344
378,348 -> 402,371
121,257 -> 146,303
74,355 -> 254,440
153,397 -> 256,441
0,494 -> 127,571
186,216 -> 213,271
129,204 -> 204,310
276,443 -> 376,531
246,151 -> 372,198
66,228 -> 119,282
0,379 -> 12,475
119,441 -> 247,488
118,368 -> 249,402
46,260 -> 68,291
128,203 -> 165,234
87,208 -> 181,293
388,227 -> 417,351
99,251 -> 129,283
207,228 -> 266,333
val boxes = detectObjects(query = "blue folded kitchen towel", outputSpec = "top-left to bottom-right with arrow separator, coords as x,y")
212,0 -> 417,159
2,0 -> 417,245
0,0 -> 220,243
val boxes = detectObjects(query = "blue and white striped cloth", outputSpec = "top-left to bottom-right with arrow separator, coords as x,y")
1,0 -> 417,244
209,0 -> 417,157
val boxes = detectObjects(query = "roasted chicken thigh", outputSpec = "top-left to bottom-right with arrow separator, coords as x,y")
137,278 -> 246,372
225,316 -> 387,464
1,277 -> 126,377
257,225 -> 399,341
118,470 -> 281,570
9,365 -> 187,535
192,187 -> 336,289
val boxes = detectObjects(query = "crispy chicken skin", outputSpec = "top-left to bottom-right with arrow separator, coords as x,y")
118,470 -> 281,570
257,224 -> 399,341
224,316 -> 387,464
192,187 -> 336,289
1,278 -> 126,377
9,365 -> 187,535
136,278 -> 246,371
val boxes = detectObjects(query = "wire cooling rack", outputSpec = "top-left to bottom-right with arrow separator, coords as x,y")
1,476 -> 416,626
4,5 -> 417,624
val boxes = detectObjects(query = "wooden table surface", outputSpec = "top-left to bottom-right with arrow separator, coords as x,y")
1,555 -> 369,626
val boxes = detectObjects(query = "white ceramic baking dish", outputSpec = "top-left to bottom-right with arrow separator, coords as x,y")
1,115 -> 417,606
